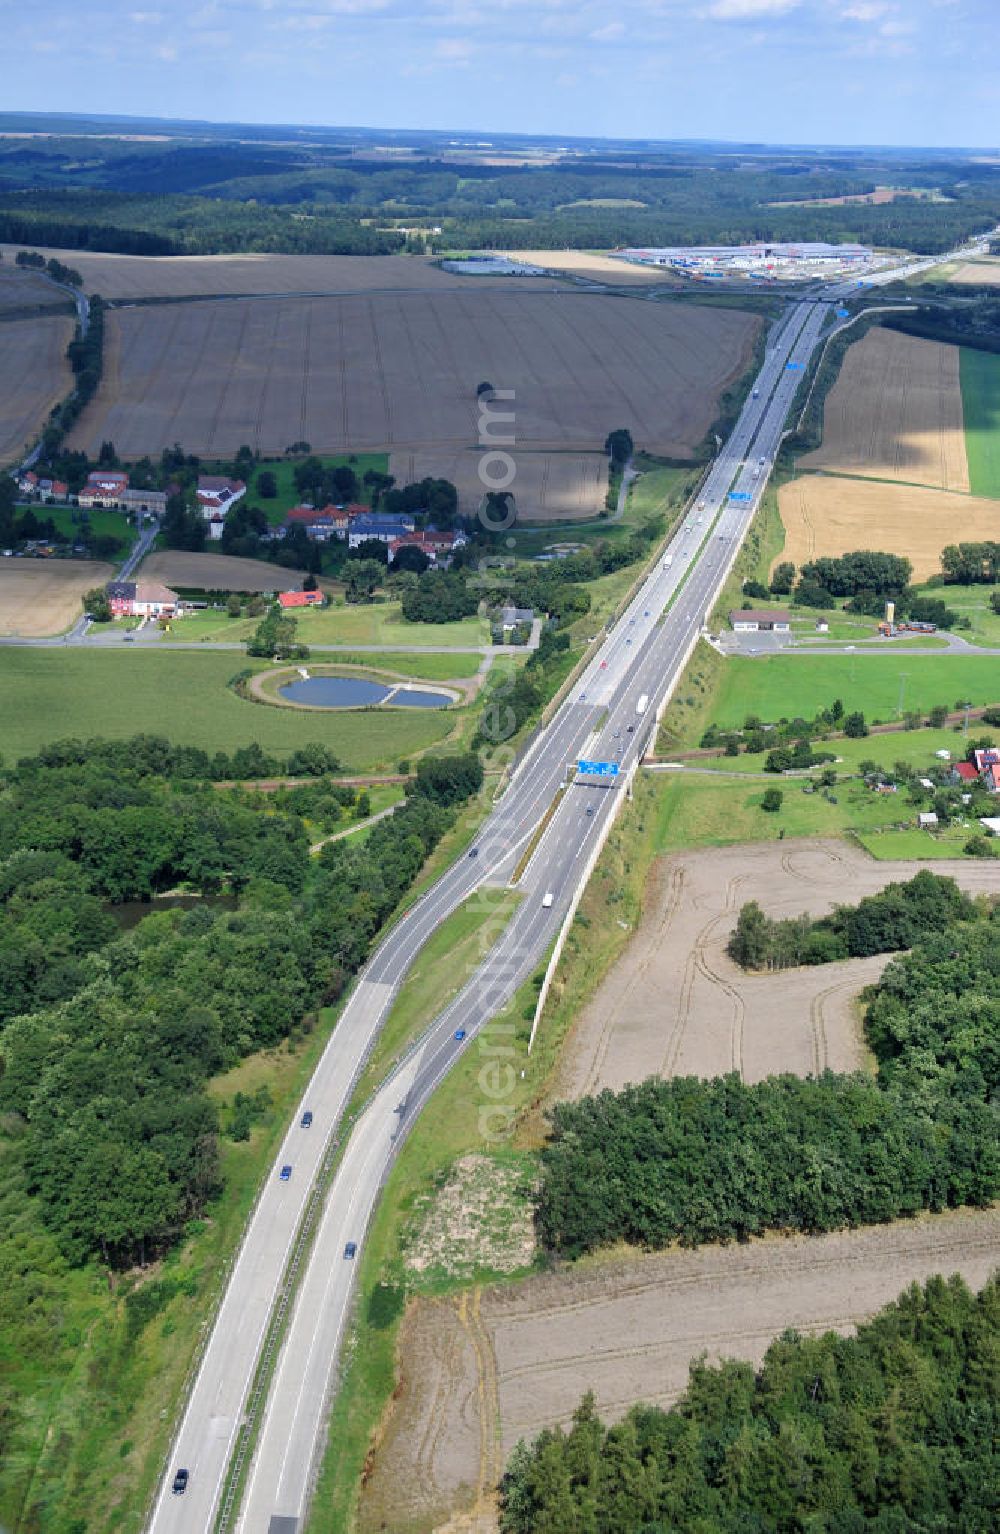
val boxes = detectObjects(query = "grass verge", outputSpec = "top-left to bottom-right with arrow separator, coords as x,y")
960,347 -> 1000,498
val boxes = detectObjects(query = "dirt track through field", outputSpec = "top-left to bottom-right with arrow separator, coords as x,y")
776,473 -> 1000,583
66,292 -> 758,476
362,1209 -> 1000,1534
800,328 -> 969,492
0,560 -> 115,635
555,839 -> 1000,1098
0,313 -> 75,465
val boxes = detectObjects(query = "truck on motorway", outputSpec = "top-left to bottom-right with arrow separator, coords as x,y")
662,553 -> 674,569
752,387 -> 760,398
636,694 -> 649,716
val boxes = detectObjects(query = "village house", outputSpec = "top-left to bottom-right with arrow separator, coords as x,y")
17,470 -> 69,501
387,528 -> 466,566
729,609 -> 791,634
78,470 -> 130,509
277,589 -> 324,610
347,514 -> 415,549
106,579 -> 180,618
972,748 -> 1000,794
196,476 -> 246,540
282,505 -> 349,541
119,486 -> 168,516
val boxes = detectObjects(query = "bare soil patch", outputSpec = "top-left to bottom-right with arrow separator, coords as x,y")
800,328 -> 969,491
776,473 -> 999,583
364,1209 -> 1000,1534
404,1156 -> 537,1285
137,550 -> 313,591
66,292 -> 759,466
0,248 -> 560,301
555,840 -> 1000,1099
389,446 -> 608,521
0,313 -> 75,465
0,559 -> 114,636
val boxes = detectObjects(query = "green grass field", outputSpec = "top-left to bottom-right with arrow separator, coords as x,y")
244,454 -> 389,527
509,459 -> 693,557
911,581 -> 1000,647
166,600 -> 488,649
712,725 -> 989,777
44,505 -> 139,549
0,651 -> 459,769
960,348 -> 1000,499
710,653 -> 1000,731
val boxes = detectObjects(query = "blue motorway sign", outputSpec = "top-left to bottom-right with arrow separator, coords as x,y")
836,308 -> 850,318
729,490 -> 752,503
786,361 -> 806,371
578,760 -> 619,778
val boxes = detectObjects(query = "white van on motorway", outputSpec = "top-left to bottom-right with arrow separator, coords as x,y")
542,891 -> 554,908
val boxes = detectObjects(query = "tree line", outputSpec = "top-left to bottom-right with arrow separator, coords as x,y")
727,870 -> 974,970
500,1273 -> 999,1533
535,901 -> 999,1258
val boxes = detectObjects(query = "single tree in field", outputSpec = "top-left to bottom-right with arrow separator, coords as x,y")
257,470 -> 278,499
761,787 -> 783,813
82,587 -> 111,622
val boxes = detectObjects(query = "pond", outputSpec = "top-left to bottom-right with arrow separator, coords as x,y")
279,676 -> 452,709
111,894 -> 239,930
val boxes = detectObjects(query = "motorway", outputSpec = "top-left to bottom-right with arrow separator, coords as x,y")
146,287 -> 829,1534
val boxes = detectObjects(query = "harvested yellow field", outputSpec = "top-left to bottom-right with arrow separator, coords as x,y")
389,446 -> 608,521
0,560 -> 114,636
68,291 -> 757,466
934,258 -> 1000,287
777,473 -> 1000,582
0,313 -> 75,465
801,328 -> 969,491
497,249 -> 678,284
0,247 -> 558,301
137,550 -> 313,591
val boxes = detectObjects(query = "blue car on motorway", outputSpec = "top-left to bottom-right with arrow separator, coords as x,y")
300,1110 -> 313,1128
344,1242 -> 357,1259
454,1028 -> 467,1042
279,1164 -> 292,1181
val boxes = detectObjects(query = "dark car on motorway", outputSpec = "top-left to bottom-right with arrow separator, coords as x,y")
279,1164 -> 292,1181
172,1469 -> 189,1496
300,1110 -> 313,1128
344,1242 -> 357,1259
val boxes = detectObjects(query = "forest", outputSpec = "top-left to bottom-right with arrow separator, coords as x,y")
535,902 -> 999,1258
1,134 -> 998,254
500,1273 -> 1000,1534
0,740 -> 482,1266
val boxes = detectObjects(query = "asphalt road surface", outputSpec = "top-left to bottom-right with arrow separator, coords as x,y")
146,257 -> 955,1534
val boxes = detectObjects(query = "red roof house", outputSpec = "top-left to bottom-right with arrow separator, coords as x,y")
278,589 -> 323,609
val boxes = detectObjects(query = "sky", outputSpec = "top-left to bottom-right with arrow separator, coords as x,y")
6,0 -> 998,149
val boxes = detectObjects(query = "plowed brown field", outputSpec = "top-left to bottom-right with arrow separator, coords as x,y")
0,559 -> 115,635
389,446 -> 608,521
800,328 -> 969,491
776,473 -> 1000,582
0,312 -> 75,464
555,839 -> 1000,1097
362,1210 -> 1000,1534
938,258 -> 1000,286
0,247 -> 560,300
137,550 -> 313,591
66,292 -> 758,474
497,250 -> 679,284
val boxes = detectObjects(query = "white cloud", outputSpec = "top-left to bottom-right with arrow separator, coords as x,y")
704,0 -> 800,17
589,20 -> 625,39
155,42 -> 179,60
435,35 -> 475,60
128,10 -> 163,22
